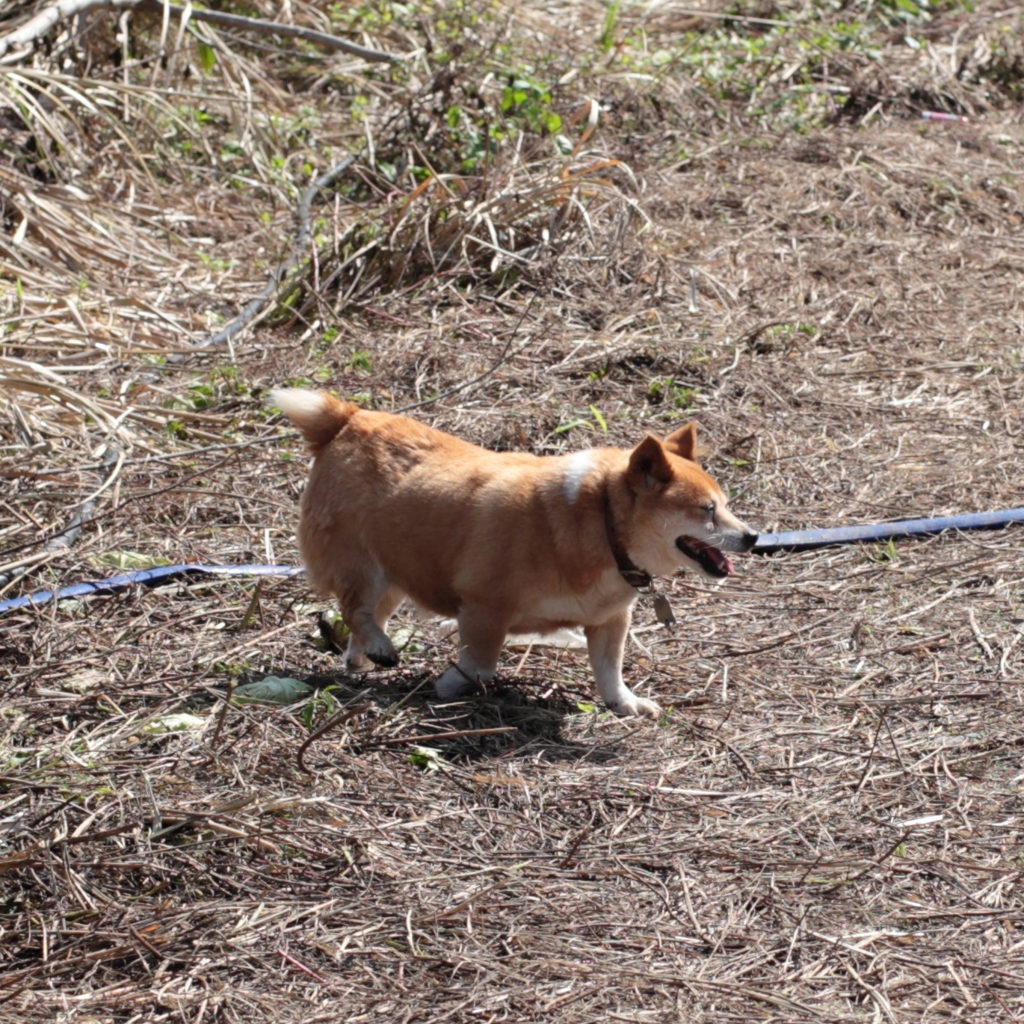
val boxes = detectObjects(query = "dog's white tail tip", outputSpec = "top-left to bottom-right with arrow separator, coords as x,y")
269,388 -> 355,448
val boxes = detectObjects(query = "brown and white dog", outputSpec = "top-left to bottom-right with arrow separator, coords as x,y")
272,389 -> 756,717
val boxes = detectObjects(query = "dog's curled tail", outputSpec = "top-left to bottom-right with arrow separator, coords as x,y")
270,389 -> 357,448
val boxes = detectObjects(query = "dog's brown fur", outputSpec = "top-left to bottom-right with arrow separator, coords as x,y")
272,389 -> 755,716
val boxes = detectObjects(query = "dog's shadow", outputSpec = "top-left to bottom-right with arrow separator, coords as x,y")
286,670 -> 630,768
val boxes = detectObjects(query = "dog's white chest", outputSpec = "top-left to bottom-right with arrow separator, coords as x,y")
525,570 -> 633,628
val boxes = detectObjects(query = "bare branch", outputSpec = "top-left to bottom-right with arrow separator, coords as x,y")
140,0 -> 404,63
0,0 -> 405,62
0,0 -> 136,59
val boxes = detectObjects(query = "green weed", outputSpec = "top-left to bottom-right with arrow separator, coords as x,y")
647,378 -> 697,411
348,349 -> 373,372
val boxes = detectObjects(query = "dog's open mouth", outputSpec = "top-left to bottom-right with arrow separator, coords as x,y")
676,537 -> 734,578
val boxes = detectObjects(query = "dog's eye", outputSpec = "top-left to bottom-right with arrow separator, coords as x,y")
702,503 -> 716,517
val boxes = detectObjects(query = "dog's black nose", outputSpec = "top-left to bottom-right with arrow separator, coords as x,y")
741,531 -> 758,552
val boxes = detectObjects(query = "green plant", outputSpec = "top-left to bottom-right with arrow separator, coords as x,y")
196,42 -> 217,74
599,0 -> 621,51
500,77 -> 562,135
647,378 -> 697,410
409,746 -> 442,771
767,323 -> 817,337
188,382 -> 216,410
197,252 -> 233,272
302,688 -> 340,730
871,537 -> 900,563
875,0 -> 934,27
554,406 -> 612,435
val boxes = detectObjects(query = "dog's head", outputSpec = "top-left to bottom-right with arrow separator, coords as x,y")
624,422 -> 757,579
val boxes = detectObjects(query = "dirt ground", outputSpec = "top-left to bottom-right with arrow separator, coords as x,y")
2,0 -> 1024,1020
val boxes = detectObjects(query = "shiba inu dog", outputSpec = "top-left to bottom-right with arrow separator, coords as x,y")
272,389 -> 756,717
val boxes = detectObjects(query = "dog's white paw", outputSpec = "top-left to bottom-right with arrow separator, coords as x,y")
365,634 -> 399,668
607,694 -> 662,719
435,666 -> 475,700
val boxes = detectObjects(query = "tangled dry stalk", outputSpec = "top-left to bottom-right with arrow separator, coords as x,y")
2,0 -> 1024,1020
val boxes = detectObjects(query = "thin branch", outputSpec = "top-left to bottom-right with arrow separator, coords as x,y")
297,701 -> 374,775
394,292 -> 540,414
139,0 -> 404,63
0,444 -> 121,589
196,154 -> 359,348
0,0 -> 406,62
0,0 -> 136,60
359,726 -> 519,750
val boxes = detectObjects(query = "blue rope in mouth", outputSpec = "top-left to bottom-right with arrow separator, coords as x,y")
753,508 -> 1024,553
2,508 -> 1022,616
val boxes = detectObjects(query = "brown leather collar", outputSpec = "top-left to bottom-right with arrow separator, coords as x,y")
603,488 -> 652,590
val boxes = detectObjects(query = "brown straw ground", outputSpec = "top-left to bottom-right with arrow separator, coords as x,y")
2,0 -> 1024,1020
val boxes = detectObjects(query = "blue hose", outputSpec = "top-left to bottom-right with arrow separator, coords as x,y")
0,563 -> 304,616
2,508 -> 1022,616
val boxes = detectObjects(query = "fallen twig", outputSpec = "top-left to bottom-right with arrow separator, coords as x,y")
0,444 -> 121,591
394,292 -> 539,415
278,949 -> 335,987
0,0 -> 136,60
297,701 -> 374,775
0,0 -> 404,62
142,0 -> 403,62
197,155 -> 358,348
361,726 -> 519,750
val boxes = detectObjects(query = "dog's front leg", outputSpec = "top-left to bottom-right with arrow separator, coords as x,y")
585,609 -> 661,719
434,608 -> 508,700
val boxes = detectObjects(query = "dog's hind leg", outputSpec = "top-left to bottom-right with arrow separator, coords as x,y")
434,607 -> 508,699
585,609 -> 661,719
339,568 -> 403,673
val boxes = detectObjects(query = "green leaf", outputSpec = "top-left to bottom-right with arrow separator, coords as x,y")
348,350 -> 372,372
62,669 -> 105,694
232,676 -> 313,705
409,746 -> 442,770
589,405 -> 608,433
197,43 -> 217,75
140,712 -> 206,735
554,417 -> 591,434
600,0 -> 621,50
90,551 -> 173,571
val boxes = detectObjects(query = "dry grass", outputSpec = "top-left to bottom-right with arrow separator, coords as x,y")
3,0 -> 1024,1020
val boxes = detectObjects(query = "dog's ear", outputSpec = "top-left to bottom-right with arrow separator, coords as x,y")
628,435 -> 673,490
663,421 -> 700,462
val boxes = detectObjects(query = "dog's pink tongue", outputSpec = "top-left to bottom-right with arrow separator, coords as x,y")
711,548 -> 734,575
